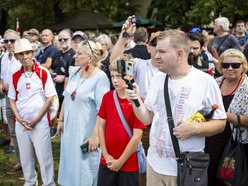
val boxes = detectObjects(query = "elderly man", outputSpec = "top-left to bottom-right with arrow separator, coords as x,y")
126,29 -> 227,186
50,29 -> 75,138
8,38 -> 56,186
0,29 -> 22,174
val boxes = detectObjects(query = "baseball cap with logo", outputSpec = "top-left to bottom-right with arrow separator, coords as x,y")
14,38 -> 34,54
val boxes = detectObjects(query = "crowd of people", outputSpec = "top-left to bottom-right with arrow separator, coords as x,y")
0,15 -> 248,186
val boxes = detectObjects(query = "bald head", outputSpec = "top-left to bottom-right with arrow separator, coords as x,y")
41,29 -> 54,46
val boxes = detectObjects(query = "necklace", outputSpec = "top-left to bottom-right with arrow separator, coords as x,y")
220,74 -> 243,96
71,67 -> 95,101
23,65 -> 35,90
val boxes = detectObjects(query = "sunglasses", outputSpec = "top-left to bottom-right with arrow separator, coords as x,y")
58,38 -> 69,42
4,39 -> 16,44
221,63 -> 242,69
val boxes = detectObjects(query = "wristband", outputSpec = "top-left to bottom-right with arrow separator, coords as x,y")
57,119 -> 64,122
236,114 -> 241,126
122,31 -> 129,38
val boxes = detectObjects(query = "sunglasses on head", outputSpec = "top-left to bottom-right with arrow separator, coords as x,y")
221,63 -> 242,69
80,36 -> 95,57
58,38 -> 69,42
4,39 -> 16,44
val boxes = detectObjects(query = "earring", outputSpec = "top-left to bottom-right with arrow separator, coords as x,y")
84,64 -> 89,72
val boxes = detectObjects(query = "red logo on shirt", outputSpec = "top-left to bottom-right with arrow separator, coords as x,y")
26,82 -> 31,90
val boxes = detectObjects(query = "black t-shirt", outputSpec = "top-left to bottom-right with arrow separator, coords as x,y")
51,48 -> 75,97
124,44 -> 151,60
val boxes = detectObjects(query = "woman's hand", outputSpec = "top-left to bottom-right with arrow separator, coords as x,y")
86,136 -> 99,152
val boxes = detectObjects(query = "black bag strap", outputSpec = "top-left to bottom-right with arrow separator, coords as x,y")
216,34 -> 230,53
164,74 -> 181,159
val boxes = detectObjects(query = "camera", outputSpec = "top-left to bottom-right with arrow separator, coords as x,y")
117,59 -> 140,107
131,16 -> 141,25
117,60 -> 134,77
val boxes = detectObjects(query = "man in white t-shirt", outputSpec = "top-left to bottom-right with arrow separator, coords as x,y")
8,38 -> 56,186
0,29 -> 22,174
126,30 -> 227,186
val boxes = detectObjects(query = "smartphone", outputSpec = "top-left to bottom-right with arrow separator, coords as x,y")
117,60 -> 134,77
80,142 -> 89,154
80,142 -> 100,154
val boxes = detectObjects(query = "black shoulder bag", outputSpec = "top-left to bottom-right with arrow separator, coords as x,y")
164,74 -> 210,186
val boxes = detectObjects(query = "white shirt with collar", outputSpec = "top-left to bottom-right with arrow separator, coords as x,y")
1,51 -> 22,85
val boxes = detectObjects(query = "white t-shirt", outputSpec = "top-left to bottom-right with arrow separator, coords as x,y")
8,64 -> 56,129
133,58 -> 162,99
145,67 -> 226,176
0,52 -> 22,84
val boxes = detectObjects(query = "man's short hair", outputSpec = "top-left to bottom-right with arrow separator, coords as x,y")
187,32 -> 205,48
3,29 -> 20,39
157,29 -> 190,54
133,27 -> 148,43
235,20 -> 245,27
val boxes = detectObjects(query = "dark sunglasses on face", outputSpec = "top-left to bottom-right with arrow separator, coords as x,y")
221,63 -> 242,69
4,39 -> 16,44
58,38 -> 69,42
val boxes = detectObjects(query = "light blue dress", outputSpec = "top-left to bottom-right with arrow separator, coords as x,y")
58,66 -> 110,186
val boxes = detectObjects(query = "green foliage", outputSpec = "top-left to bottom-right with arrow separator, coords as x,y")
0,0 -> 248,33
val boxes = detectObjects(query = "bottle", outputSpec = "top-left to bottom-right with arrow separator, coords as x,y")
188,104 -> 219,123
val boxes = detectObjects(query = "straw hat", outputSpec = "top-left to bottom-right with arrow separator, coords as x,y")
14,38 -> 34,54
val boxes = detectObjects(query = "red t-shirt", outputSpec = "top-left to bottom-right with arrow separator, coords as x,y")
98,90 -> 146,172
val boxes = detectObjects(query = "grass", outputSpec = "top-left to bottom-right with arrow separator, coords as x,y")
0,132 -> 60,186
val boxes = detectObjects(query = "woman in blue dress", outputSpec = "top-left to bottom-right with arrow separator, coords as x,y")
57,39 -> 110,186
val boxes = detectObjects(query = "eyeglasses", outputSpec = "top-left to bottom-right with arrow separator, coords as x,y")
58,38 -> 69,42
4,39 -> 16,44
221,63 -> 242,69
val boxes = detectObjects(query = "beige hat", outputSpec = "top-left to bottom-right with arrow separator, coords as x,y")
14,38 -> 34,54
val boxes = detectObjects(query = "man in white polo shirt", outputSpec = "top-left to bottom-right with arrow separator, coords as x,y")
8,38 -> 56,186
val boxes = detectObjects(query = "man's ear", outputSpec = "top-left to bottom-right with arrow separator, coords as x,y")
177,49 -> 184,58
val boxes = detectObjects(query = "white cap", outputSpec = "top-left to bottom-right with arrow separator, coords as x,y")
14,38 -> 34,54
